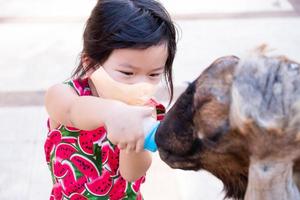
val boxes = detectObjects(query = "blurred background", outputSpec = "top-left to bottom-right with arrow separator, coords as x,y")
0,0 -> 299,199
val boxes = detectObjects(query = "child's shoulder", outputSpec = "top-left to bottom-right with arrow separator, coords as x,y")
46,78 -> 91,99
44,78 -> 91,128
63,78 -> 92,96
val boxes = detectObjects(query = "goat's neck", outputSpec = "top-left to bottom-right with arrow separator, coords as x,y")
245,159 -> 300,200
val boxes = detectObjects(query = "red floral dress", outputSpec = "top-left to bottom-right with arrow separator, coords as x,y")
44,78 -> 165,200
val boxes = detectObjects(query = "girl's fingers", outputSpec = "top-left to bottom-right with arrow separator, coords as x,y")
135,138 -> 144,153
134,106 -> 154,117
118,142 -> 127,150
126,142 -> 136,154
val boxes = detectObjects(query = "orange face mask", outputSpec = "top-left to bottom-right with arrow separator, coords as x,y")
90,67 -> 158,106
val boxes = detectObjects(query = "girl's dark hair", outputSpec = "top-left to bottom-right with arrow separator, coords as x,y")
72,0 -> 177,102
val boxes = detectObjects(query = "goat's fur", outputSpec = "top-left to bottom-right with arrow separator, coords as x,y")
155,52 -> 300,199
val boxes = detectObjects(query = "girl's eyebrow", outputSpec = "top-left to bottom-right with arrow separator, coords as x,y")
151,66 -> 164,72
118,63 -> 164,71
118,63 -> 138,69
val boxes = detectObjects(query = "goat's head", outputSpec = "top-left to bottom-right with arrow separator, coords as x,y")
155,54 -> 300,199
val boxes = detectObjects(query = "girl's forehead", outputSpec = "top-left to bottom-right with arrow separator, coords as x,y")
106,44 -> 168,70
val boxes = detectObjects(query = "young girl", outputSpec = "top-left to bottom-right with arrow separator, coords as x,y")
44,0 -> 176,199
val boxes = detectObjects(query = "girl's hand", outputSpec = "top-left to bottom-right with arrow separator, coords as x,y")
104,100 -> 154,153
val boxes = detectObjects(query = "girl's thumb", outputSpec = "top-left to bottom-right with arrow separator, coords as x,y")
140,106 -> 155,117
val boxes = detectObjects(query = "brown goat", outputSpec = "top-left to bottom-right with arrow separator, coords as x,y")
155,53 -> 300,200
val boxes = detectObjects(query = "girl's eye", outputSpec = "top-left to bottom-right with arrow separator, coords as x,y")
149,73 -> 161,77
119,71 -> 134,76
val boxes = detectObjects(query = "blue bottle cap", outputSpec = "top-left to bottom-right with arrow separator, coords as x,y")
144,122 -> 160,152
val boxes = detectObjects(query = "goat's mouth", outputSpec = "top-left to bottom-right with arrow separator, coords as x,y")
158,148 -> 202,171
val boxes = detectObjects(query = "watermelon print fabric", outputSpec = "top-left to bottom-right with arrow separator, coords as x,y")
44,78 -> 165,200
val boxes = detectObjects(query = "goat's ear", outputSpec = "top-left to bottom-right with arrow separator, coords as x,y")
193,56 -> 239,139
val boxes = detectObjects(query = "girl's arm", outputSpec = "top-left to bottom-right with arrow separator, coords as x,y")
45,83 -> 153,147
119,150 -> 152,182
45,83 -> 112,130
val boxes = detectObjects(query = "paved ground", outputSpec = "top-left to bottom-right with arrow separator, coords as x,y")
0,0 -> 300,199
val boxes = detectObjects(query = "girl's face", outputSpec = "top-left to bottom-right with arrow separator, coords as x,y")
101,43 -> 168,85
